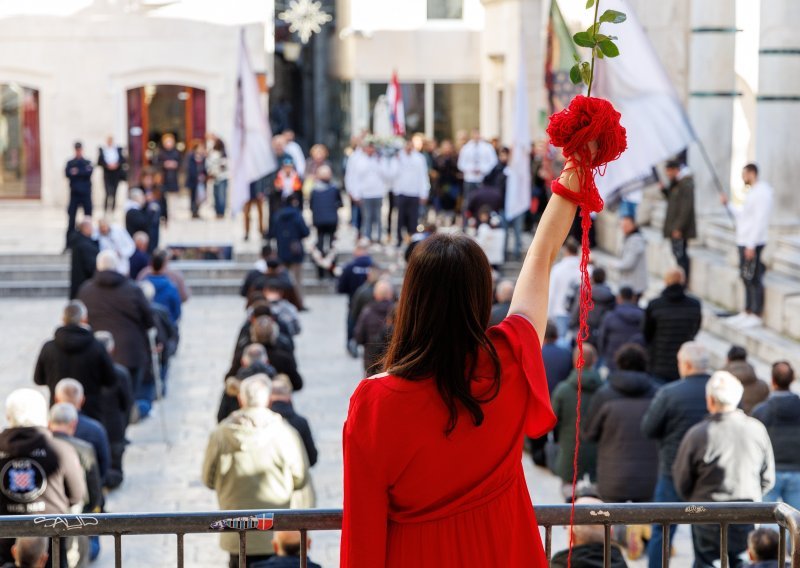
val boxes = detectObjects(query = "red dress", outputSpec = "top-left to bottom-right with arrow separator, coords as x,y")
341,315 -> 556,567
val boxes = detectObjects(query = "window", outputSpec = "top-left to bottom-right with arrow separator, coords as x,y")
433,83 -> 480,142
368,82 -> 425,135
0,84 -> 40,199
427,0 -> 463,20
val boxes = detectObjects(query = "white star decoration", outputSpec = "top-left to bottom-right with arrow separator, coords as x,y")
278,0 -> 333,44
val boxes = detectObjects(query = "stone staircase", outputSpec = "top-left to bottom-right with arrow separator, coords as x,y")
593,198 -> 800,375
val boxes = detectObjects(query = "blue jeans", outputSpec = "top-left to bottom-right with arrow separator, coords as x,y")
361,197 -> 383,242
765,471 -> 800,510
504,213 -> 525,261
213,179 -> 228,216
648,474 -> 682,568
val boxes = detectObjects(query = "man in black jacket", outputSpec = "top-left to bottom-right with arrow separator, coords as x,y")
0,389 -> 85,565
598,286 -> 644,370
97,136 -> 126,213
641,341 -> 711,568
33,301 -> 116,423
752,361 -> 800,511
662,160 -> 696,282
643,267 -> 702,382
269,375 -> 318,468
673,371 -> 775,568
77,250 -> 154,395
68,219 -> 99,300
64,142 -> 93,249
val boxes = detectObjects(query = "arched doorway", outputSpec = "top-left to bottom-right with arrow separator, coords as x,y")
0,83 -> 40,199
126,84 -> 206,185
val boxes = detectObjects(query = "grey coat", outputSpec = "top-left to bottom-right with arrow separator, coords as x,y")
673,410 -> 775,502
618,230 -> 648,294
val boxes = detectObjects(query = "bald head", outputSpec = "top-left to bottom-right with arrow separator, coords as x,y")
12,537 -> 48,568
54,378 -> 85,410
63,300 -> 88,326
495,280 -> 515,303
571,497 -> 606,546
373,280 -> 394,302
272,530 -> 307,557
664,267 -> 686,287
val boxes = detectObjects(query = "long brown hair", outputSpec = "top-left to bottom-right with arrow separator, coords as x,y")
382,233 -> 501,435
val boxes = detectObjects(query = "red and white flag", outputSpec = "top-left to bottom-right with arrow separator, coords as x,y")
386,71 -> 406,136
229,29 -> 276,214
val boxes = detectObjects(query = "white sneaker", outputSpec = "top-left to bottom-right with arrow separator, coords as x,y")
739,314 -> 763,329
726,313 -> 748,326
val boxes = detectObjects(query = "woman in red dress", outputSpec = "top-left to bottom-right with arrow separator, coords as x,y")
341,159 -> 582,567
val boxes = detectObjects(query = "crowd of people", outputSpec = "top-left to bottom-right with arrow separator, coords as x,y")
47,116 -> 790,568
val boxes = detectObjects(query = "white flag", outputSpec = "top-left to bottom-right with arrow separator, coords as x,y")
592,0 -> 695,199
230,29 -> 276,214
505,38 -> 532,221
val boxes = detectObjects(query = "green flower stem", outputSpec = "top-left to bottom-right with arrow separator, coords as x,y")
587,0 -> 601,97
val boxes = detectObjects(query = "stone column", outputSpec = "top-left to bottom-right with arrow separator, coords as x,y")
755,0 -> 800,225
687,1 -> 738,215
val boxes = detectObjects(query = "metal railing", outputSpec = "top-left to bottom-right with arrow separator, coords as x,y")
0,503 -> 798,568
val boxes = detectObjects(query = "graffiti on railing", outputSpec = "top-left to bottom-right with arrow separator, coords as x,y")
33,516 -> 99,531
210,513 -> 274,532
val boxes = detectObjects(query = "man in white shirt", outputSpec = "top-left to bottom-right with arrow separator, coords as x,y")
283,130 -> 307,179
457,129 -> 497,207
387,141 -> 430,246
721,163 -> 774,328
548,237 -> 581,347
344,142 -> 390,243
96,218 -> 135,276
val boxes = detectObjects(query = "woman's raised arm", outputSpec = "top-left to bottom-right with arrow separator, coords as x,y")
508,159 -> 582,342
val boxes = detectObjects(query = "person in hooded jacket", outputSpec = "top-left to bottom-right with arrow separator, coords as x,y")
68,219 -> 99,300
583,343 -> 660,503
0,389 -> 85,566
268,195 -> 310,308
77,250 -> 155,395
354,280 -> 395,375
597,286 -> 645,371
34,301 -> 116,423
569,267 -> 616,347
724,345 -> 769,414
550,344 -> 603,496
643,267 -> 702,382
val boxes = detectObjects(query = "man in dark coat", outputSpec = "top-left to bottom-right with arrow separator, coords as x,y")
662,160 -> 696,282
269,375 -> 318,468
643,268 -> 702,382
64,141 -> 93,248
641,341 -> 711,568
752,361 -> 800,511
570,267 -> 616,347
723,345 -> 769,414
268,195 -> 310,307
218,343 -> 277,423
228,317 -> 303,392
583,343 -> 659,503
77,250 -> 154,394
93,331 -> 133,489
33,300 -> 117,423
354,280 -> 395,375
542,320 -> 573,393
68,219 -> 99,300
97,136 -> 126,213
0,389 -> 85,565
597,286 -> 644,370
673,371 -> 774,568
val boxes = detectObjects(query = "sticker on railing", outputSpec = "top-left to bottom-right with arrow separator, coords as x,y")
210,513 -> 274,532
685,506 -> 707,514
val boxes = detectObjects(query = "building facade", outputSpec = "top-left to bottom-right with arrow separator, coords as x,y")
0,0 -> 272,206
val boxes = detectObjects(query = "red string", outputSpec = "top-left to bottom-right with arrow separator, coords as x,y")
547,95 -> 626,568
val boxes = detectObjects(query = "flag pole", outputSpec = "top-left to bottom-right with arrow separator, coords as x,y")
692,136 -> 735,221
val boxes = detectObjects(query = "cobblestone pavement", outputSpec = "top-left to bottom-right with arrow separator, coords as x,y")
0,294 -> 694,567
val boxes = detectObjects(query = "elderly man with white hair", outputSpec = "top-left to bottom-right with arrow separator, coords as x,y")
202,375 -> 309,568
96,218 -> 135,276
673,371 -> 776,568
49,403 -> 102,514
0,389 -> 85,565
78,249 -> 154,397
